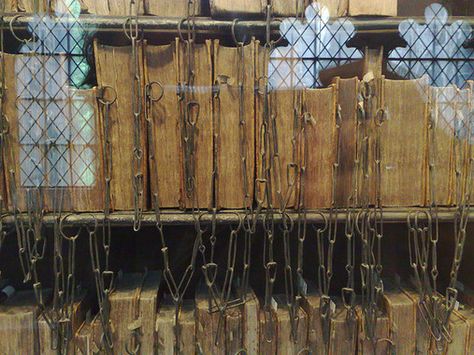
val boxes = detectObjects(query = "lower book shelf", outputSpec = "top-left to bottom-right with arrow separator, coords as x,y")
1,277 -> 474,355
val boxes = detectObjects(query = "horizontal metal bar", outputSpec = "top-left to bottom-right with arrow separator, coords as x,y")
2,14 -> 474,37
2,208 -> 472,227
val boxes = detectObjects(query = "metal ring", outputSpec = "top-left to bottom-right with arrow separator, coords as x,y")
146,81 -> 164,102
9,15 -> 33,44
59,213 -> 82,241
97,85 -> 117,106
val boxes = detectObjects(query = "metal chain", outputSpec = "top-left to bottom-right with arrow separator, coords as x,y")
124,0 -> 145,232
316,100 -> 342,350
343,81 -> 361,338
358,78 -> 386,351
258,1 -> 278,343
95,87 -> 117,354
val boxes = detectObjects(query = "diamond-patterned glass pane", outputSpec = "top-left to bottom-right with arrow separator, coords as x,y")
269,2 -> 362,89
14,0 -> 96,188
388,4 -> 474,87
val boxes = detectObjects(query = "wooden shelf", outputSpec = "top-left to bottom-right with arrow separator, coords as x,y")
2,208 -> 473,227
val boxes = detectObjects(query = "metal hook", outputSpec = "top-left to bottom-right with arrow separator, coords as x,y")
9,15 -> 33,44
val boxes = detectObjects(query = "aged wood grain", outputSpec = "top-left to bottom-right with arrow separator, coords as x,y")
334,77 -> 359,207
0,291 -> 40,354
270,89 -> 299,209
38,291 -> 88,355
382,289 -> 417,355
75,318 -> 94,355
259,308 -> 277,355
300,284 -> 325,354
139,271 -> 161,354
242,290 -> 259,354
305,0 -> 351,17
356,307 -> 391,355
82,0 -> 144,16
195,287 -> 225,355
2,53 -> 104,212
144,0 -> 201,16
145,40 -> 184,208
209,0 -> 265,18
4,0 -> 45,12
177,41 -> 214,210
457,306 -> 474,355
108,272 -> 144,354
81,0 -> 111,15
94,41 -> 148,211
226,307 -> 243,354
274,295 -> 309,355
381,78 -> 429,207
155,301 -> 195,355
329,306 -> 357,355
303,85 -> 338,209
429,87 -> 458,206
209,0 -> 349,18
348,0 -> 397,16
443,309 -> 470,355
213,40 -> 256,209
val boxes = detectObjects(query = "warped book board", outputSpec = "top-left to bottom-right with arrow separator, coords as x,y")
155,300 -> 195,355
382,288 -> 417,355
82,0 -> 145,16
333,77 -> 359,208
428,86 -> 472,206
75,315 -> 105,354
213,39 -> 256,209
259,308 -> 277,355
330,305 -> 358,355
144,0 -> 202,16
274,295 -> 309,355
0,291 -> 41,354
4,0 -> 47,12
303,84 -> 339,209
356,306 -> 391,355
381,78 -> 429,207
145,40 -> 213,210
242,290 -> 260,354
300,286 -> 325,354
94,40 -> 148,211
145,40 -> 184,209
108,271 -> 160,354
210,0 -> 396,18
195,285 -> 225,355
2,53 -> 105,212
37,291 -> 89,355
402,288 -> 474,355
177,40 -> 214,210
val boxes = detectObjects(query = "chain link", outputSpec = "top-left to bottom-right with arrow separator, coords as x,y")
95,86 -> 117,354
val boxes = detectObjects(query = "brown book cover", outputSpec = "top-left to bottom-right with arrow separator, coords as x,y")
94,40 -> 148,211
213,39 -> 256,209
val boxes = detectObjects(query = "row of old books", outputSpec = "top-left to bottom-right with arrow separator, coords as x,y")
1,42 -> 472,213
4,0 -> 398,18
0,274 -> 473,354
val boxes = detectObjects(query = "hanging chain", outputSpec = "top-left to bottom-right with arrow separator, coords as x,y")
343,82 -> 361,338
95,86 -> 117,354
125,0 -> 145,232
258,1 -> 278,343
358,77 -> 386,351
315,100 -> 342,350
